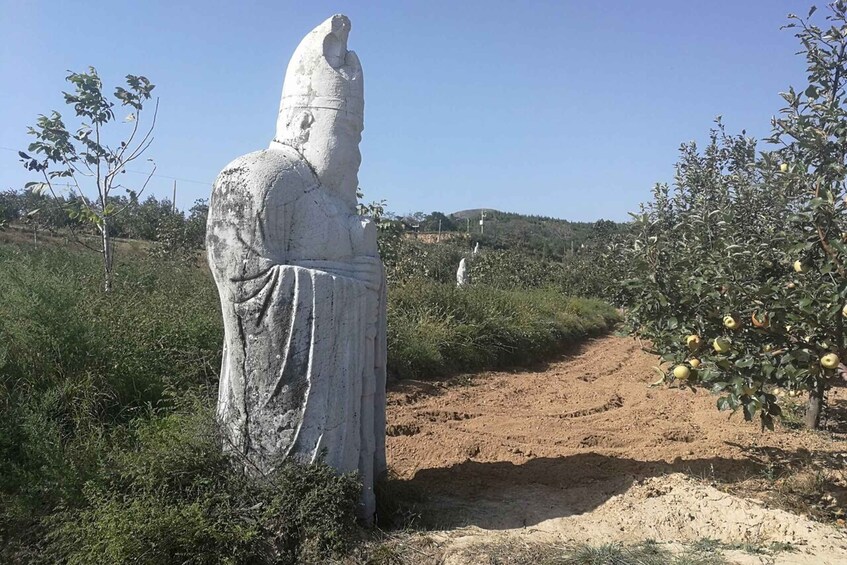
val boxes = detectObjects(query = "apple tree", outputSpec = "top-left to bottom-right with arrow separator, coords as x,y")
621,4 -> 847,430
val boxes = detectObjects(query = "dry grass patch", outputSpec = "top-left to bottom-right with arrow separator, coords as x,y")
338,532 -> 445,565
403,538 -> 730,565
709,396 -> 847,530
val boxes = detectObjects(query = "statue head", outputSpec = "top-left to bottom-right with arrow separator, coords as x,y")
273,15 -> 364,208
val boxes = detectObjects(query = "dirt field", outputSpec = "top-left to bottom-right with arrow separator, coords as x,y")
384,335 -> 847,564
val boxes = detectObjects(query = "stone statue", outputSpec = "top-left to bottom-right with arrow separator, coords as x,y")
206,14 -> 386,522
457,257 -> 469,287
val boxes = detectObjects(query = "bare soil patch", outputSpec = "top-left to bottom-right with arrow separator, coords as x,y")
385,335 -> 847,564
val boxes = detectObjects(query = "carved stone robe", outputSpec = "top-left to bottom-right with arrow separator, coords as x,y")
206,144 -> 387,519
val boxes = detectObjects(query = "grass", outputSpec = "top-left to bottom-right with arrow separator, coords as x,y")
0,240 -> 621,562
716,442 -> 847,527
350,537 -> 803,564
561,541 -> 728,565
0,244 -> 360,564
387,280 -> 620,379
347,538 -> 734,565
691,537 -> 798,557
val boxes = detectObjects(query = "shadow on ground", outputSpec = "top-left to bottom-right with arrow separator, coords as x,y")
391,447 -> 843,530
827,396 -> 847,435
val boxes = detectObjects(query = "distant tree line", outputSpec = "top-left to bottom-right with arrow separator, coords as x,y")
3,187 -> 625,264
386,209 -> 626,261
0,189 -> 208,256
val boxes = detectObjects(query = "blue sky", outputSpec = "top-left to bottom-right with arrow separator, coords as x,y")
0,1 -> 815,221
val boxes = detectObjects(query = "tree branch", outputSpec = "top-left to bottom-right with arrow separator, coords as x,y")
122,98 -> 158,165
113,105 -> 142,165
112,163 -> 156,217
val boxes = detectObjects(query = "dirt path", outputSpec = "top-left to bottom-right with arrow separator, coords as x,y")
385,335 -> 847,564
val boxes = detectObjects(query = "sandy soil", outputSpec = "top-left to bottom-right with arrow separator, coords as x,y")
385,335 -> 847,564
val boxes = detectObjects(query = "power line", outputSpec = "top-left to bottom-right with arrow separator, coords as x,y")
124,169 -> 212,186
0,146 -> 213,186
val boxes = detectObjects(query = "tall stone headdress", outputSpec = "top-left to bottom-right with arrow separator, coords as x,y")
275,14 -> 364,142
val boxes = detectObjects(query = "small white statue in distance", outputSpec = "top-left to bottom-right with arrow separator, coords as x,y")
206,14 -> 386,523
456,257 -> 469,287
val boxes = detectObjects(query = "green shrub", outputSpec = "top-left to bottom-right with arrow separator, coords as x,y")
46,403 -> 361,565
381,236 -> 466,284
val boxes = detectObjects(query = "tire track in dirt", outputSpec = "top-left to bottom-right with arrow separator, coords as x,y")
387,335 -> 734,479
388,335 -> 845,480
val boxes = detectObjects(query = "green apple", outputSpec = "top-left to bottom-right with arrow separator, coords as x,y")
673,365 -> 691,380
713,337 -> 731,353
686,335 -> 702,350
821,353 -> 840,369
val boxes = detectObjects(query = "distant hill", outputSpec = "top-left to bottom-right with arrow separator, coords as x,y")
449,209 -> 625,260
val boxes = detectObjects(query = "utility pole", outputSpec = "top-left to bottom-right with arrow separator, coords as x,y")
172,180 -> 177,214
480,210 -> 486,235
466,217 -> 470,233
437,219 -> 442,242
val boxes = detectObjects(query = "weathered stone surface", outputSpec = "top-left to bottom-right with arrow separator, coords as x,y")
206,14 -> 386,523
